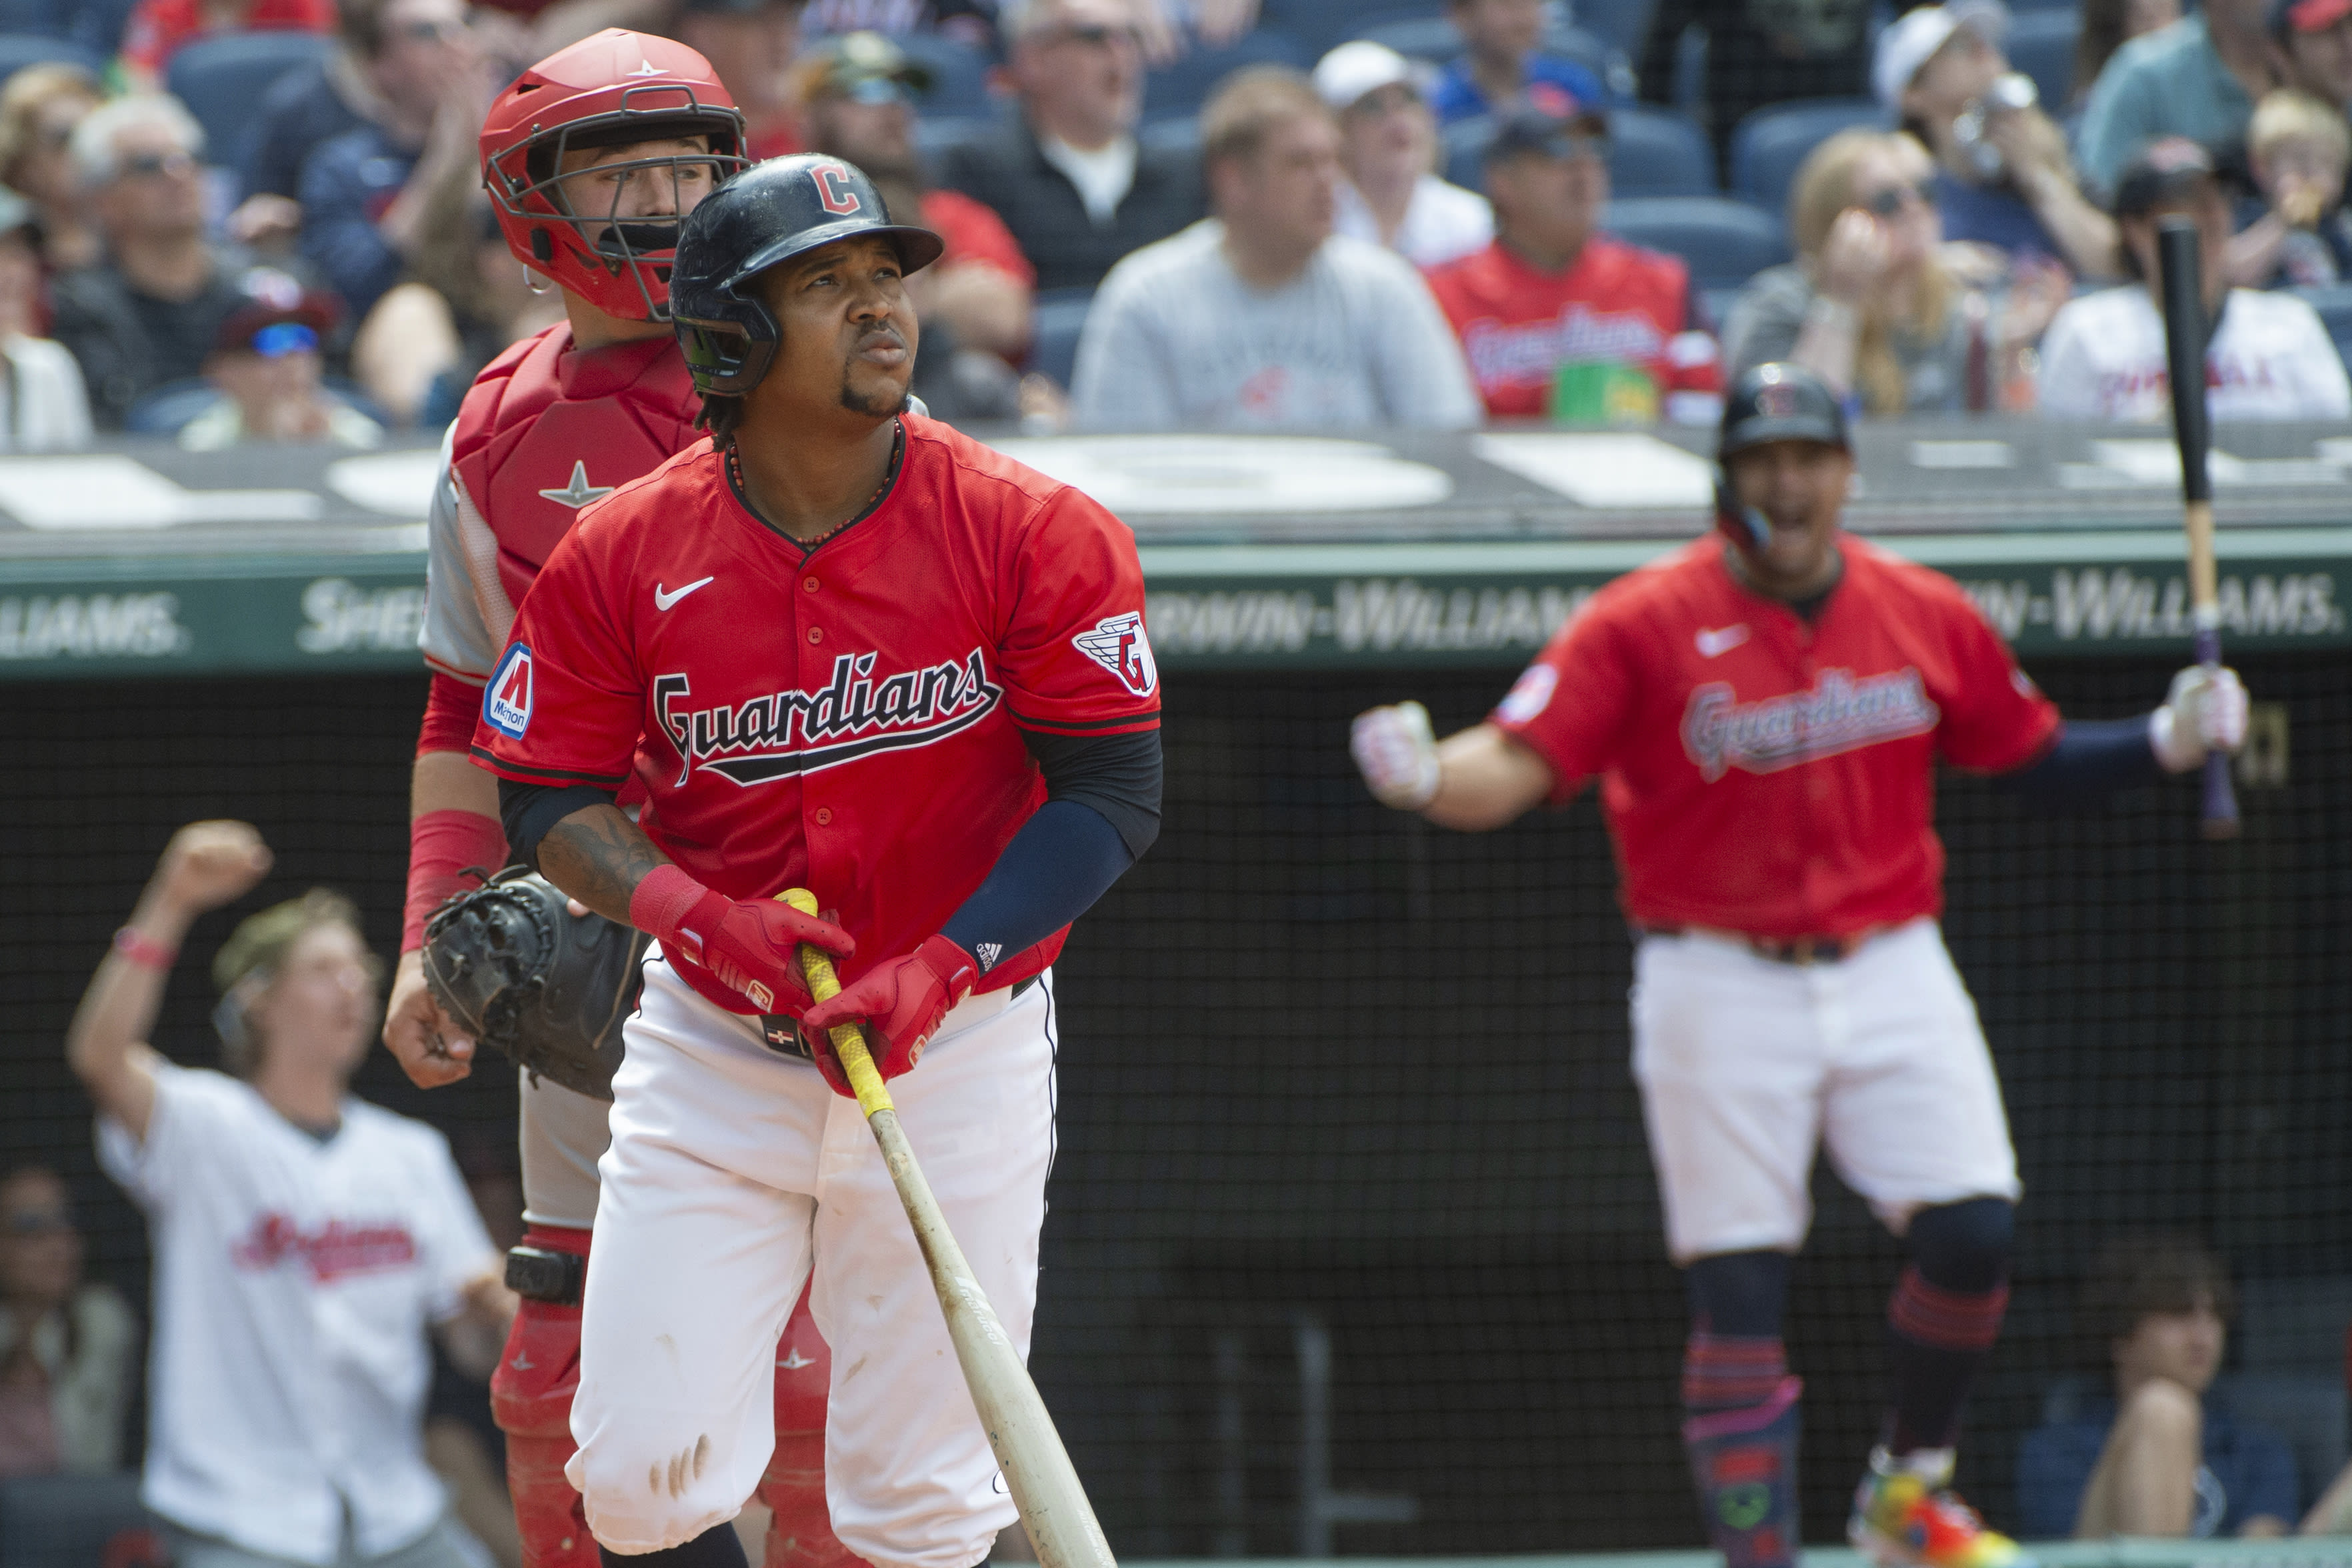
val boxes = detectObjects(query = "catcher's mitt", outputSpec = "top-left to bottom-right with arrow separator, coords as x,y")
421,868 -> 653,1100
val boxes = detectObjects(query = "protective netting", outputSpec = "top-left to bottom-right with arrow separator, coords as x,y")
2,655 -> 2347,1549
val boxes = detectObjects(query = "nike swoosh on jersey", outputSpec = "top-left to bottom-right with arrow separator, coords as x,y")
655,577 -> 716,611
1695,624 -> 1750,658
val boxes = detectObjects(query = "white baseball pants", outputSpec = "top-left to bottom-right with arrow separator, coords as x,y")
567,951 -> 1055,1565
1631,919 -> 2021,1264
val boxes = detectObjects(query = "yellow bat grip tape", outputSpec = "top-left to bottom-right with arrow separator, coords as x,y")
779,889 -> 894,1117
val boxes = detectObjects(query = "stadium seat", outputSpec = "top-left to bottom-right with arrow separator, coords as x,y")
1349,9 -> 1458,63
1570,0 -> 1654,57
1259,0 -> 1389,57
1441,108 -> 1709,197
2003,9 -> 2078,115
1141,28 -> 1311,121
1603,195 -> 1789,295
1728,96 -> 1882,213
0,0 -> 59,39
913,113 -> 989,167
1139,113 -> 1201,161
0,1474 -> 157,1568
0,31 -> 101,83
895,31 -> 994,119
165,29 -> 333,167
1604,105 -> 1713,196
1025,286 -> 1093,389
125,379 -> 231,436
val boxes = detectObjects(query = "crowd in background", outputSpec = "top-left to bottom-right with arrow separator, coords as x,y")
0,0 -> 2350,449
7,0 -> 2352,1553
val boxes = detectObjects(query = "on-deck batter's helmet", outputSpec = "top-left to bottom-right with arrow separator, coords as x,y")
669,155 -> 945,397
480,29 -> 747,323
1713,361 -> 1850,551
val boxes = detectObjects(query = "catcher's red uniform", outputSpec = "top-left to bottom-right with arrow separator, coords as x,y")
415,323 -> 849,1568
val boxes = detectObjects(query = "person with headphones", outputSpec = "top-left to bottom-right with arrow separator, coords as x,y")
1350,360 -> 2250,1568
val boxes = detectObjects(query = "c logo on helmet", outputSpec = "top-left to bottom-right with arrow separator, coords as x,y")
811,163 -> 862,216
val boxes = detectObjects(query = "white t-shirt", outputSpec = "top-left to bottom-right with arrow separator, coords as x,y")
0,334 -> 93,453
1334,175 -> 1494,269
2037,285 -> 2352,422
1037,133 -> 1137,227
98,1062 -> 497,1565
1071,219 -> 1483,431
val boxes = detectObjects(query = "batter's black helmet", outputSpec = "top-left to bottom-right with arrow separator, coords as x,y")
671,155 -> 945,397
1714,362 -> 1849,552
1717,361 -> 1849,459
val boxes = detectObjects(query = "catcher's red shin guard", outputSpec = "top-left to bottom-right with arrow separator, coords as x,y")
493,1227 -> 595,1568
760,1285 -> 855,1568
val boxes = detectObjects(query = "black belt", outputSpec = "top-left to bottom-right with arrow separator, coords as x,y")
1638,925 -> 1870,966
760,973 -> 1038,1060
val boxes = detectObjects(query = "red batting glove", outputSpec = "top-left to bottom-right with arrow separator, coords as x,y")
799,934 -> 979,1096
629,865 -> 853,1013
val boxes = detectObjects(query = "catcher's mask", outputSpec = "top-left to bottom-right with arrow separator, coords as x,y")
479,29 -> 748,323
669,153 -> 944,398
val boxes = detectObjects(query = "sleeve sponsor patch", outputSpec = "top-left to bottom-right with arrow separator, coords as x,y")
1072,611 -> 1158,699
1495,663 -> 1557,724
484,643 -> 535,738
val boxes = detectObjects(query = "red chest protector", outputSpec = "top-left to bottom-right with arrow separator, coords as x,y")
451,325 -> 703,611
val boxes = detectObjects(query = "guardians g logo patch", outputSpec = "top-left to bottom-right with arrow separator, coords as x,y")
485,644 -> 533,738
1073,611 -> 1158,699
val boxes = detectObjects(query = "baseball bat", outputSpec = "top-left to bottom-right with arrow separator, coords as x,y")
780,889 -> 1117,1568
2154,217 -> 2240,839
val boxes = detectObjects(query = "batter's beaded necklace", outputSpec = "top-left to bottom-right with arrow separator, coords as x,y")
727,420 -> 903,555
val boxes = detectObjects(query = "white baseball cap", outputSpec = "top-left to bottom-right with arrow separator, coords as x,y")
1871,0 -> 2010,111
1313,40 -> 1417,112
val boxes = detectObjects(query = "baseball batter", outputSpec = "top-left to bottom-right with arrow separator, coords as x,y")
376,33 -> 847,1568
1351,363 -> 2249,1568
469,154 -> 1162,1565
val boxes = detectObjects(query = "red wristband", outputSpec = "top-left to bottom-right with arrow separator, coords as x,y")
403,809 -> 509,953
628,864 -> 711,957
112,927 -> 177,970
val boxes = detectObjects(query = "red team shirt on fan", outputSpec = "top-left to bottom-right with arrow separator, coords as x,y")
1493,536 -> 2058,939
1422,237 -> 1723,420
472,414 -> 1159,1015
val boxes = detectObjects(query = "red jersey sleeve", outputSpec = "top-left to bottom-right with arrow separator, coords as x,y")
1489,599 -> 1642,807
469,529 -> 643,789
1929,585 -> 2060,773
998,487 -> 1159,737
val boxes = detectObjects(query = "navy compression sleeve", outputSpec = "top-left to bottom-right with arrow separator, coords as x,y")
937,727 -> 1162,969
499,777 -> 615,872
1995,715 -> 2163,807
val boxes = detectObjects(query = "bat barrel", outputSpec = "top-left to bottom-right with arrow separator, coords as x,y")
2156,218 -> 2213,507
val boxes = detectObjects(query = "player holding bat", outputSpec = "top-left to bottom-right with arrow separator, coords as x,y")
471,154 -> 1160,1565
1352,362 -> 2247,1568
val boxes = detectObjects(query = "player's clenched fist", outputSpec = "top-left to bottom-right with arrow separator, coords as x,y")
2151,665 -> 2250,772
152,820 -> 273,913
801,935 -> 980,1096
1351,701 -> 1442,809
628,865 -> 853,1011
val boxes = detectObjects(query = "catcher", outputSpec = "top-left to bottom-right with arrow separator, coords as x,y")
377,31 -> 849,1568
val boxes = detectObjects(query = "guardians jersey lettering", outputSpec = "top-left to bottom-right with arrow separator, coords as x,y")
1681,667 -> 1941,781
658,648 -> 1001,785
1493,536 -> 2057,939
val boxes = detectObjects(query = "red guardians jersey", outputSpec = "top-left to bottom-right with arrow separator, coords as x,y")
1423,237 -> 1723,421
1493,536 -> 2058,939
471,414 -> 1161,1015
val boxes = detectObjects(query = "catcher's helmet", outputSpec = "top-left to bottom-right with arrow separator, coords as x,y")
669,155 -> 945,397
1713,361 -> 1849,551
480,29 -> 747,323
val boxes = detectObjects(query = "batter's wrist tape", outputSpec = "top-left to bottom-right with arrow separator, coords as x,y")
111,926 -> 177,970
403,809 -> 509,953
629,864 -> 714,961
